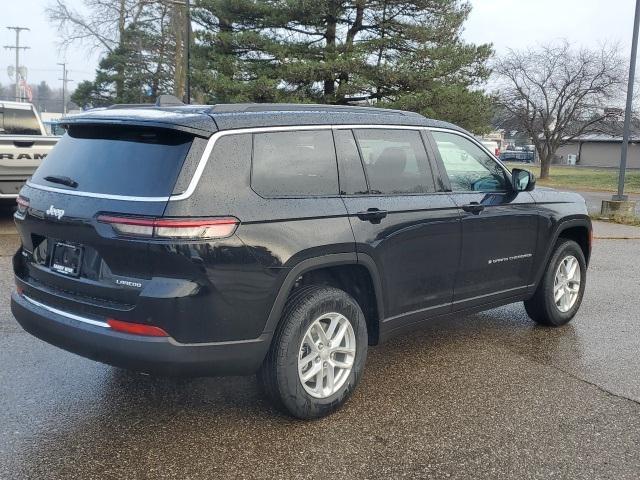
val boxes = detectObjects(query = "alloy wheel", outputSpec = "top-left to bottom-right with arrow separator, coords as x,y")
554,255 -> 581,313
298,312 -> 356,399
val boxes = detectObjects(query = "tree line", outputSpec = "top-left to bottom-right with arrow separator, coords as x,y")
49,0 -> 494,133
48,0 -> 629,179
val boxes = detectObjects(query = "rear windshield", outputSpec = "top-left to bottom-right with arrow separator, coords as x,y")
1,106 -> 42,135
31,125 -> 193,197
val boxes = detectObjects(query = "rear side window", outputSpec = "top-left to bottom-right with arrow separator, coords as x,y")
353,129 -> 434,194
1,106 -> 41,135
31,125 -> 193,197
251,130 -> 338,197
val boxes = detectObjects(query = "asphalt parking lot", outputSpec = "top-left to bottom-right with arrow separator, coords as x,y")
1,205 -> 639,480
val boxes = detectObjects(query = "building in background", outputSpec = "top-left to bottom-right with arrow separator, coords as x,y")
555,134 -> 640,168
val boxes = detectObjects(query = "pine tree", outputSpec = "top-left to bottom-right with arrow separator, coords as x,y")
193,0 -> 493,132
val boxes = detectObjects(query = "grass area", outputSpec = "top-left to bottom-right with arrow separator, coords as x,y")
590,213 -> 640,227
504,163 -> 640,194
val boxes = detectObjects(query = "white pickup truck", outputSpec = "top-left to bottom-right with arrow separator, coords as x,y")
0,101 -> 59,201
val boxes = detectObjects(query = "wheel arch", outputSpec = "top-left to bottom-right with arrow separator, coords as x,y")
263,253 -> 385,345
533,217 -> 592,290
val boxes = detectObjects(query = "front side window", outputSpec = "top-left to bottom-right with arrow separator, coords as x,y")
431,131 -> 509,192
353,129 -> 434,194
252,130 -> 338,197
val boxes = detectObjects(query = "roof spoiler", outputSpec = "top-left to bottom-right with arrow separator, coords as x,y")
106,95 -> 185,110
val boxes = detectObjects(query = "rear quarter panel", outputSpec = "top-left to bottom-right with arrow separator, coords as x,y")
163,133 -> 356,341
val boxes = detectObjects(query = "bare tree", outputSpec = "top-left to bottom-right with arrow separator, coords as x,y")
47,0 -> 149,52
47,0 -> 184,100
47,0 -> 148,98
494,41 -> 625,178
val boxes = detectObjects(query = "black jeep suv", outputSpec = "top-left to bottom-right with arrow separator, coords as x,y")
11,103 -> 591,419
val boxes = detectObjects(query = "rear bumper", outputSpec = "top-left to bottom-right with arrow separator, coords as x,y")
11,292 -> 270,376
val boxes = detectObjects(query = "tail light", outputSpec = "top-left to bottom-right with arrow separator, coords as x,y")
97,215 -> 239,240
16,196 -> 29,215
107,318 -> 169,337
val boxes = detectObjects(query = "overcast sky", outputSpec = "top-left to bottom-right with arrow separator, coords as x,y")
1,0 -> 638,90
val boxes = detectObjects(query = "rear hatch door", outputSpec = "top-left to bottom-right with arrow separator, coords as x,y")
15,123 -> 196,310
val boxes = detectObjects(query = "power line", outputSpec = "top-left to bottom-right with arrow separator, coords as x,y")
3,26 -> 30,102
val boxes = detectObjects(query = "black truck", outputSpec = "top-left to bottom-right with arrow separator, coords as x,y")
11,102 -> 591,419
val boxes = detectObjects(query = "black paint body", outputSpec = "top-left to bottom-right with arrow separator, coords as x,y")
11,104 -> 592,375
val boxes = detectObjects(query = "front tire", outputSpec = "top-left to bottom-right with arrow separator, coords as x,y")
524,239 -> 587,326
258,285 -> 368,419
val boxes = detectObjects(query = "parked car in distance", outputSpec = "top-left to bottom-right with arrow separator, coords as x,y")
11,101 -> 591,419
0,101 -> 58,201
500,148 -> 535,163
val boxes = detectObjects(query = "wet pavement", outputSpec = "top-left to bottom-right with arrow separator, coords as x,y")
1,207 -> 640,479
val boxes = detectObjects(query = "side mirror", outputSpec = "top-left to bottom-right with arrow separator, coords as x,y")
512,168 -> 536,192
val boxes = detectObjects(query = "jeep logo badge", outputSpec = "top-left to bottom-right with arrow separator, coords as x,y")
46,205 -> 65,220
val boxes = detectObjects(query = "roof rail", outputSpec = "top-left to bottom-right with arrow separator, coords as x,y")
106,94 -> 185,110
208,103 -> 420,116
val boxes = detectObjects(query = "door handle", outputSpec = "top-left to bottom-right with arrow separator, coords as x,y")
461,202 -> 485,215
356,208 -> 388,224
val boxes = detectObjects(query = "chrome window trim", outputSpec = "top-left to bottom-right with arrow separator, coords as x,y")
22,294 -> 110,328
25,123 -> 450,202
0,193 -> 18,199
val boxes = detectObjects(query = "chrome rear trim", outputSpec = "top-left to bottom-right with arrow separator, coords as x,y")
22,294 -> 110,328
24,182 -> 170,202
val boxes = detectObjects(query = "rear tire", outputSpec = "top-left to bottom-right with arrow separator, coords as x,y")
524,239 -> 586,327
258,285 -> 368,419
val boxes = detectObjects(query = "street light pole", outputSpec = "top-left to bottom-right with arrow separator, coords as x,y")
614,0 -> 640,201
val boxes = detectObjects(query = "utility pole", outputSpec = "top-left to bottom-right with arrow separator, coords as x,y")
167,0 -> 191,103
57,63 -> 73,115
185,0 -> 191,104
4,26 -> 30,102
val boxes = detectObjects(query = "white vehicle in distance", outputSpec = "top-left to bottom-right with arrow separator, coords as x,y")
0,101 -> 58,201
481,140 -> 500,157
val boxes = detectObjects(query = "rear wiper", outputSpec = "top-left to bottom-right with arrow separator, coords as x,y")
43,175 -> 78,189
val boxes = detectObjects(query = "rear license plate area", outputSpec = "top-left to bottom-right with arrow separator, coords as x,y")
51,242 -> 83,277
